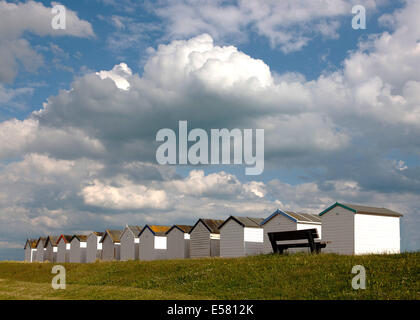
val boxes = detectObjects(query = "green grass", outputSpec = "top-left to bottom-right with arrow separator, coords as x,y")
0,252 -> 418,300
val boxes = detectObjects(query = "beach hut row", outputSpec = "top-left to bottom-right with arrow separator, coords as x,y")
24,202 -> 403,262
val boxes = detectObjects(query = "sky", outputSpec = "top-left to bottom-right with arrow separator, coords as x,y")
0,0 -> 419,260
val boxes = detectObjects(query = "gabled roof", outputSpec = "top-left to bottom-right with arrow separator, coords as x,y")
189,219 -> 225,234
45,235 -> 60,247
24,238 -> 38,249
71,234 -> 88,242
122,225 -> 143,237
166,225 -> 193,234
88,231 -> 105,238
261,209 -> 321,225
139,225 -> 171,237
319,202 -> 403,217
36,236 -> 47,248
57,234 -> 73,244
218,216 -> 264,230
100,229 -> 122,243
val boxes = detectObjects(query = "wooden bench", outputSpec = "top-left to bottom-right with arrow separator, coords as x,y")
268,229 -> 327,254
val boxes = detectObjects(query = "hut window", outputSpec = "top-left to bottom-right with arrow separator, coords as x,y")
154,236 -> 167,249
244,227 -> 263,243
80,242 -> 87,248
66,243 -> 71,250
134,238 -> 140,243
53,247 -> 58,252
184,234 -> 190,240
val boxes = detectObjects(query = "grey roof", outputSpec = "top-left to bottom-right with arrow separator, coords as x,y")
342,203 -> 403,216
218,216 -> 264,229
89,231 -> 105,237
125,225 -> 143,236
319,202 -> 403,217
190,219 -> 225,234
284,211 -> 321,223
261,209 -> 321,225
166,225 -> 193,234
100,229 -> 123,243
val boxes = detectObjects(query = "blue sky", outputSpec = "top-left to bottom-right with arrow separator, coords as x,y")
0,0 -> 419,259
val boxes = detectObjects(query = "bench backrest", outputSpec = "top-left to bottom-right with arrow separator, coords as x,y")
268,228 -> 319,242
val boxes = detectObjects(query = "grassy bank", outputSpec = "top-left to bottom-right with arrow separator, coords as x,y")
0,252 -> 418,300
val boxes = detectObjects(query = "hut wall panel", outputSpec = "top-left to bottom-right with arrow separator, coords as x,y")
57,241 -> 67,263
81,247 -> 87,262
184,239 -> 190,258
35,243 -> 44,262
87,234 -> 100,263
120,230 -> 135,261
101,236 -> 115,261
115,244 -> 120,260
210,238 -> 220,257
322,206 -> 354,254
167,229 -> 185,260
155,249 -> 167,260
69,239 -> 80,263
44,243 -> 54,262
244,241 -> 263,256
190,222 -> 210,258
139,228 -> 154,261
220,219 -> 244,257
134,242 -> 139,260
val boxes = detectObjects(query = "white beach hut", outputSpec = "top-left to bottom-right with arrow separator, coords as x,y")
319,202 -> 402,254
219,216 -> 265,257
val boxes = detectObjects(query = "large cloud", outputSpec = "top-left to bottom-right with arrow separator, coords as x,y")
29,34 -> 347,167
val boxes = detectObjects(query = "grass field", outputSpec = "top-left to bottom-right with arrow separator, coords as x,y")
0,252 -> 418,300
